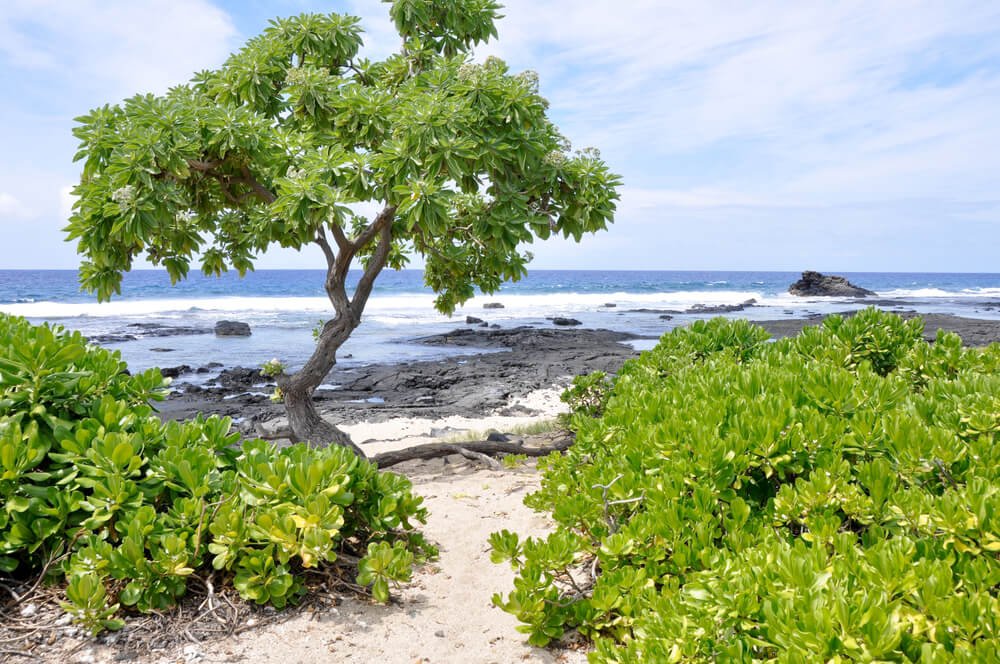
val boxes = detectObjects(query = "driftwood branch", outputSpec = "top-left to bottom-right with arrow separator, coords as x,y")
455,447 -> 502,469
371,433 -> 574,468
249,422 -> 574,468
254,422 -> 293,440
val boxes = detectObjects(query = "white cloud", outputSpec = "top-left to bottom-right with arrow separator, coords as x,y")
620,187 -> 778,212
0,192 -> 32,219
58,185 -> 77,222
471,1 -> 1000,213
0,0 -> 238,98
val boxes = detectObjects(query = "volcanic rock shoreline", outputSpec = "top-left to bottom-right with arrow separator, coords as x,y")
155,313 -> 1000,436
155,326 -> 641,430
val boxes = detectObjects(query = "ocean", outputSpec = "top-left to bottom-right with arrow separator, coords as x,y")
2,270 -> 999,376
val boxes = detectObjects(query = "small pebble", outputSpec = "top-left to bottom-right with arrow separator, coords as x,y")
435,630 -> 445,638
19,603 -> 37,618
183,644 -> 203,663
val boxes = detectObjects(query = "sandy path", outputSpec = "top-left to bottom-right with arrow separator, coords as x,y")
189,462 -> 582,664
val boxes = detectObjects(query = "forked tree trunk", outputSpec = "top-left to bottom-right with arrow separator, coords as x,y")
274,207 -> 397,458
282,374 -> 363,456
278,314 -> 365,456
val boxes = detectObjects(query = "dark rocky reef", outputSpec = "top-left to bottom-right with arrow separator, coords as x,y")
686,299 -> 757,314
789,271 -> 876,297
156,327 -> 640,427
88,323 -> 212,344
215,320 -> 252,336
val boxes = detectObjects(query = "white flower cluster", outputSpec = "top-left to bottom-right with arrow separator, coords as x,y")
457,63 -> 478,82
517,70 -> 539,92
285,66 -> 306,85
484,55 -> 503,70
577,146 -> 601,160
111,185 -> 136,210
543,150 -> 567,167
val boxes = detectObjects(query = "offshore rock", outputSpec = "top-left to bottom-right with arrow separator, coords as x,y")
628,308 -> 682,315
789,271 -> 876,297
215,320 -> 252,336
686,299 -> 757,314
551,317 -> 582,326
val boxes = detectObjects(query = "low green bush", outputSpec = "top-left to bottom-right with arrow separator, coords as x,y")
0,314 -> 433,634
492,309 -> 1000,661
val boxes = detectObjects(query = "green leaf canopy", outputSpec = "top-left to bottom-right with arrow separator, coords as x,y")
66,0 -> 621,315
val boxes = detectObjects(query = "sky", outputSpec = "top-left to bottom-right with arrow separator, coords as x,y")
1,0 -> 999,273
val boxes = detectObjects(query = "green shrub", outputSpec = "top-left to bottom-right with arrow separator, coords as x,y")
0,314 -> 434,635
493,309 -> 1000,661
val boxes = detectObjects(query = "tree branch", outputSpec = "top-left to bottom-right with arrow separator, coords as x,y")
185,159 -> 277,206
315,229 -> 337,270
371,433 -> 574,468
325,265 -> 353,320
317,228 -> 353,318
329,223 -> 351,253
350,206 -> 396,314
188,159 -> 222,172
216,182 -> 240,205
352,205 -> 395,251
238,165 -> 277,204
344,61 -> 370,84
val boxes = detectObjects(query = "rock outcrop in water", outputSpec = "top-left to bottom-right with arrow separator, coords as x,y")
687,299 -> 757,314
789,271 -> 876,297
215,320 -> 252,336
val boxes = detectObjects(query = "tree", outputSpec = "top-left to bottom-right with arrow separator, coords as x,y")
66,0 -> 621,457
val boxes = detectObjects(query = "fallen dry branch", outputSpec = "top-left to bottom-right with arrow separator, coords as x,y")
371,431 -> 575,468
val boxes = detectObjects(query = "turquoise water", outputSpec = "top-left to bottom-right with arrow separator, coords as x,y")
2,269 -> 998,373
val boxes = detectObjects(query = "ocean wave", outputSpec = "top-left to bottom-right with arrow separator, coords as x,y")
0,296 -> 367,320
4,285 -> 996,329
2,290 -> 770,320
876,288 -> 998,298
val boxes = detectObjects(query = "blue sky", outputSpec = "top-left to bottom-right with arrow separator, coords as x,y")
1,0 -> 999,272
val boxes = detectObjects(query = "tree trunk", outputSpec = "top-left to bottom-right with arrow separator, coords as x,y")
275,205 -> 397,458
278,315 -> 365,456
283,379 -> 365,457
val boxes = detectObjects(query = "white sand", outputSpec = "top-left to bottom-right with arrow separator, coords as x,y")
343,387 -> 567,456
64,389 -> 586,664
